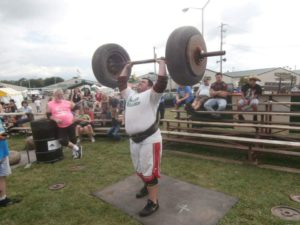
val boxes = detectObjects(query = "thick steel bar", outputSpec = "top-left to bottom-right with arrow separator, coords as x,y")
199,50 -> 225,58
130,57 -> 164,65
129,50 -> 225,65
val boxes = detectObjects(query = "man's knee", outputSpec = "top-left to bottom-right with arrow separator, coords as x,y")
145,177 -> 158,187
218,101 -> 227,110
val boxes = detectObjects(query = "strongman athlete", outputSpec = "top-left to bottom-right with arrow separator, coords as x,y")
118,60 -> 167,217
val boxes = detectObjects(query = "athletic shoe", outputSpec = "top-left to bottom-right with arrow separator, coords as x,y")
91,136 -> 95,143
73,146 -> 83,159
136,185 -> 148,198
0,197 -> 22,207
72,151 -> 78,159
77,146 -> 83,159
139,199 -> 159,217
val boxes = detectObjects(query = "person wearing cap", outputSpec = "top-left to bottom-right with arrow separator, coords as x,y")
238,76 -> 262,121
192,77 -> 210,110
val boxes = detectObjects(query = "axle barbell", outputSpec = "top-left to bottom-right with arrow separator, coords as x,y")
109,50 -> 225,67
92,26 -> 226,88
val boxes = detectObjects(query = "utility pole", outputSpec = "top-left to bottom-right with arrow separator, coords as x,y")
153,46 -> 157,74
182,0 -> 210,38
201,0 -> 210,37
219,23 -> 227,73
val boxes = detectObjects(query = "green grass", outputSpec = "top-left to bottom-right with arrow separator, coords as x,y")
1,132 -> 300,224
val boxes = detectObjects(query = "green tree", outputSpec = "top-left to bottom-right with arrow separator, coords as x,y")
44,77 -> 64,86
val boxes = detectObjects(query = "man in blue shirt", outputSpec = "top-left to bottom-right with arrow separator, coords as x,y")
175,85 -> 194,109
0,118 -> 21,207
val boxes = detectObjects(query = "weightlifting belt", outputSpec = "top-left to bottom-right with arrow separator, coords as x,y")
130,121 -> 158,143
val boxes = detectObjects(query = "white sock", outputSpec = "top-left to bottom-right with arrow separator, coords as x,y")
72,145 -> 79,153
0,195 -> 7,201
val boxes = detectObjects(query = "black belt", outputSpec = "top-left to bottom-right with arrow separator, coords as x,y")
130,122 -> 158,143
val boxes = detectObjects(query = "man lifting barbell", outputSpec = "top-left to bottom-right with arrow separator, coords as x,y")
91,25 -> 227,217
118,59 -> 168,217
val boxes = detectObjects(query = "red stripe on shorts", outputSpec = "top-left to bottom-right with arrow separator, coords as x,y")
152,142 -> 161,179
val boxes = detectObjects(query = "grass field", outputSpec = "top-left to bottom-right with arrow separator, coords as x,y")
1,132 -> 300,225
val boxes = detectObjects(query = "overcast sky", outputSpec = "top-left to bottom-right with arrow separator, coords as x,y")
0,0 -> 300,82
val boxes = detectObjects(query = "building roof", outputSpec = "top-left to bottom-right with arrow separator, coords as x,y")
0,82 -> 27,92
224,67 -> 278,78
43,78 -> 100,90
293,70 -> 300,75
139,69 -> 230,81
225,67 -> 300,78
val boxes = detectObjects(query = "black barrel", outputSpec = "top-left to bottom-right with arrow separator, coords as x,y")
30,119 -> 63,163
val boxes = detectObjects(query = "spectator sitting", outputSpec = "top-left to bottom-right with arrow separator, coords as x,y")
109,94 -> 119,111
75,107 -> 95,143
192,77 -> 210,110
82,88 -> 93,108
238,76 -> 262,121
95,89 -> 102,103
204,72 -> 228,118
8,101 -> 34,130
107,98 -> 121,141
70,88 -> 82,111
100,94 -> 110,126
93,100 -> 101,120
7,99 -> 17,113
175,85 -> 194,110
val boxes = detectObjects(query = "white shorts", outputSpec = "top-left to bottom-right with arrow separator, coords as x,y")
130,140 -> 162,182
0,157 -> 11,177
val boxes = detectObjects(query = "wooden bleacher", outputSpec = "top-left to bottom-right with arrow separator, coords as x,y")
162,100 -> 300,170
0,112 -> 126,137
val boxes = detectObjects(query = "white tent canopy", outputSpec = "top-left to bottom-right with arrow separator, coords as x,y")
0,88 -> 24,109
